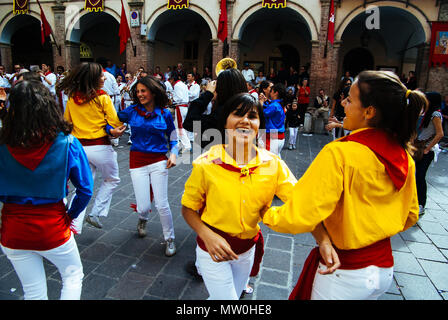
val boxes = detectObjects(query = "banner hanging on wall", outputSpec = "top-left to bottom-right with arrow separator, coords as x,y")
429,22 -> 448,67
167,0 -> 189,10
13,0 -> 29,14
85,0 -> 104,12
262,0 -> 287,9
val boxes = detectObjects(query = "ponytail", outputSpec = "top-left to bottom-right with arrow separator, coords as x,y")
356,70 -> 428,154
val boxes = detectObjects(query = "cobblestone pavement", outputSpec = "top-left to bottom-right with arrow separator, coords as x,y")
1,132 -> 447,300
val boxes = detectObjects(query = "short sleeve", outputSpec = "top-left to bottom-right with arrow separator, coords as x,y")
181,161 -> 207,211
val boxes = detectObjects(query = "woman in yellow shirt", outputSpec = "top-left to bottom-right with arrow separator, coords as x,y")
262,71 -> 427,300
182,93 -> 298,299
59,62 -> 126,232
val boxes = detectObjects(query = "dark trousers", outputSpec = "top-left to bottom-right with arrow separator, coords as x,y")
415,151 -> 434,208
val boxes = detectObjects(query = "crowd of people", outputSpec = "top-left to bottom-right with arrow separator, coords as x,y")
0,57 -> 445,301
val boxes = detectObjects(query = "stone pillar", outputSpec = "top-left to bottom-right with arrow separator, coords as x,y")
65,41 -> 80,70
212,39 -> 223,79
126,0 -> 151,74
51,5 -> 67,69
230,39 -> 241,68
0,44 -> 13,72
309,0 -> 341,100
415,42 -> 431,91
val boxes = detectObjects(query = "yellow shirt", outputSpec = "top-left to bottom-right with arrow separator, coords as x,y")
64,94 -> 123,140
263,129 -> 419,250
181,144 -> 297,239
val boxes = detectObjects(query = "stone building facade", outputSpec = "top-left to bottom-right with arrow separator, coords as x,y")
0,0 -> 446,97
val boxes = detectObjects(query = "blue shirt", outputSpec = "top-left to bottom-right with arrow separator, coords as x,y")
263,99 -> 285,133
0,135 -> 93,219
117,104 -> 179,156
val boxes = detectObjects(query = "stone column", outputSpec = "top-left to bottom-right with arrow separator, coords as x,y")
65,41 -> 80,70
126,0 -> 151,74
309,0 -> 341,100
51,4 -> 67,69
212,39 -> 223,79
0,44 -> 13,72
230,39 -> 241,68
415,42 -> 431,91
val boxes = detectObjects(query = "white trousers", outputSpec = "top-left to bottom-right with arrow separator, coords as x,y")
311,262 -> 394,300
130,160 -> 175,241
1,235 -> 83,300
289,127 -> 299,146
267,138 -> 285,158
71,144 -> 120,233
175,106 -> 192,150
196,245 -> 255,300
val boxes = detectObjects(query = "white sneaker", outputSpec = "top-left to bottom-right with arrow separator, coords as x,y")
127,140 -> 132,145
86,215 -> 103,229
288,145 -> 293,150
165,239 -> 176,257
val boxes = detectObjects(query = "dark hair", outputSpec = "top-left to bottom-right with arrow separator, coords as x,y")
422,92 -> 442,128
171,70 -> 181,81
0,80 -> 72,147
215,68 -> 248,109
218,93 -> 265,138
272,83 -> 286,101
17,71 -> 41,82
355,70 -> 428,152
57,62 -> 103,103
131,75 -> 168,107
259,80 -> 272,93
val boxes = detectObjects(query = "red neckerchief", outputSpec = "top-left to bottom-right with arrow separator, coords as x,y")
44,71 -> 52,77
211,158 -> 259,177
187,81 -> 196,90
133,105 -> 164,119
340,128 -> 408,190
72,90 -> 108,105
7,140 -> 54,171
249,89 -> 257,95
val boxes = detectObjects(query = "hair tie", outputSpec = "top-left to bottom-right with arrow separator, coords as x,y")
405,90 -> 412,98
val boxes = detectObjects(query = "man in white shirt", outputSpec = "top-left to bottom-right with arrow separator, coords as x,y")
242,63 -> 255,82
247,81 -> 258,102
7,64 -> 22,86
40,63 -> 57,96
186,73 -> 200,143
0,65 -> 11,90
101,65 -> 121,146
168,71 -> 191,152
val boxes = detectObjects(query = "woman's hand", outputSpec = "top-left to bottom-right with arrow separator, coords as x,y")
325,122 -> 341,131
0,87 -> 7,101
110,125 -> 127,138
206,80 -> 216,94
166,153 -> 177,169
317,241 -> 341,275
201,228 -> 239,262
259,93 -> 267,105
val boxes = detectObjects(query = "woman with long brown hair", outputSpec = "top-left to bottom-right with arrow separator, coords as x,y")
59,62 -> 126,232
263,70 -> 426,300
0,80 -> 93,299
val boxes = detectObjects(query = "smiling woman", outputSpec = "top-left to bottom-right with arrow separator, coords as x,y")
181,93 -> 299,300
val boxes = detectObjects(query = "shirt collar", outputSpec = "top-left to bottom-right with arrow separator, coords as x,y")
208,144 -> 273,169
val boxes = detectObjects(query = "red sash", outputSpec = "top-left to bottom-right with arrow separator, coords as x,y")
78,136 -> 110,146
129,151 -> 167,169
265,132 -> 285,151
197,224 -> 264,277
1,201 -> 72,250
175,104 -> 188,132
289,238 -> 393,300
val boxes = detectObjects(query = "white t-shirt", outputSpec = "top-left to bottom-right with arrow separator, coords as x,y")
42,72 -> 57,95
172,81 -> 189,105
187,81 -> 200,102
242,69 -> 255,82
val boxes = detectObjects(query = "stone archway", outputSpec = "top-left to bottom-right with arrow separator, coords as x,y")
236,7 -> 313,81
337,3 -> 428,80
0,12 -> 53,70
343,47 -> 374,77
66,9 -> 123,68
146,7 -> 214,75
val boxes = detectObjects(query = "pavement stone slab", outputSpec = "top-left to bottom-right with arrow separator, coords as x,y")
417,259 -> 448,292
394,272 -> 442,300
405,241 -> 447,262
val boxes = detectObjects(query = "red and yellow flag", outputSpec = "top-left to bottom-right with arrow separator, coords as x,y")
85,0 -> 104,12
167,0 -> 189,10
13,0 -> 29,14
262,0 -> 286,9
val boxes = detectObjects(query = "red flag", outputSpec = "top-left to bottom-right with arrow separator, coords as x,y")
119,0 -> 131,54
217,0 -> 227,42
37,0 -> 52,45
327,0 -> 335,44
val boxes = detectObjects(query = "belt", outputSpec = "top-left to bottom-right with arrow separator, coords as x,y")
176,104 -> 188,108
